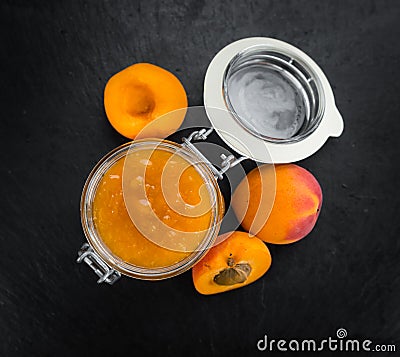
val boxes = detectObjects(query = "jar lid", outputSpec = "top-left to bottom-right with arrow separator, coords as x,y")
203,37 -> 344,163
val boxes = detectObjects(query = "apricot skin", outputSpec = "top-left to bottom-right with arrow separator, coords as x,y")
104,63 -> 187,139
232,164 -> 322,244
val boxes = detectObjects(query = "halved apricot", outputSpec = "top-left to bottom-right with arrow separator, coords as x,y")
192,231 -> 272,295
104,63 -> 187,139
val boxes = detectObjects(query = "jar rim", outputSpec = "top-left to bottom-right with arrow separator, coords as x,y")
80,139 -> 224,280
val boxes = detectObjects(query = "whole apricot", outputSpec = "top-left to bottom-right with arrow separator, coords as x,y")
232,164 -> 322,244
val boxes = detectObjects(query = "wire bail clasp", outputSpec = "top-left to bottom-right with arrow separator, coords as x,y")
77,243 -> 121,285
181,128 -> 247,180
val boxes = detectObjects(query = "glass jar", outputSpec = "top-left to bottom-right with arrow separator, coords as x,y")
79,138 -> 225,283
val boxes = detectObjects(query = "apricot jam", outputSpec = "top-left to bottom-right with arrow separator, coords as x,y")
92,146 -> 213,268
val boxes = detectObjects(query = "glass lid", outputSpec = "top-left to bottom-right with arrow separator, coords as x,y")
204,37 -> 344,163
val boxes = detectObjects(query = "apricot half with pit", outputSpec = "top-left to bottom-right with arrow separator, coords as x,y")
232,164 -> 322,244
192,231 -> 272,295
104,63 -> 187,139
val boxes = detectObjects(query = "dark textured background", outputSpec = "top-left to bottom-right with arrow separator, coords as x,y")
1,1 -> 399,356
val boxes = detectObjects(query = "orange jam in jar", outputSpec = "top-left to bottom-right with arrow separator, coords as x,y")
81,140 -> 224,280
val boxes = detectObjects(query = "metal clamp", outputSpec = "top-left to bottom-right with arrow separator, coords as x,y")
182,128 -> 247,180
77,243 -> 121,285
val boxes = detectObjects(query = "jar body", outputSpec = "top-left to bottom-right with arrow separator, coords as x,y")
80,139 -> 225,280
